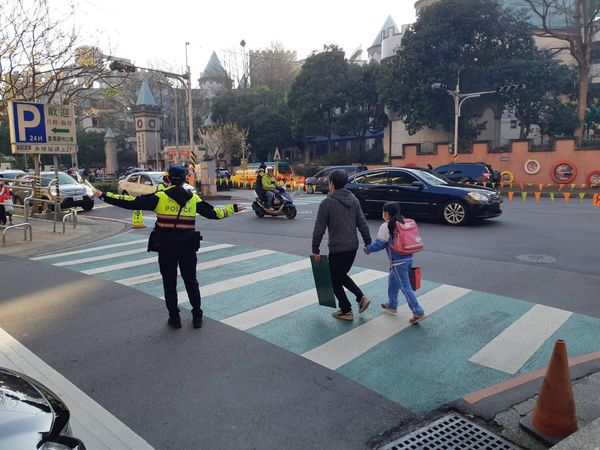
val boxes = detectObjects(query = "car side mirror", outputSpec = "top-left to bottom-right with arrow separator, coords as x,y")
412,181 -> 424,189
40,436 -> 87,449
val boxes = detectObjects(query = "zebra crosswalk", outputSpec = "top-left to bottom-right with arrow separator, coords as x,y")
33,234 -> 600,414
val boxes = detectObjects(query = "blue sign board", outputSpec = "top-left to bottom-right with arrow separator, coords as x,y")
8,101 -> 77,154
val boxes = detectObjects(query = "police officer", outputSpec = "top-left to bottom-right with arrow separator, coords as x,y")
95,165 -> 245,329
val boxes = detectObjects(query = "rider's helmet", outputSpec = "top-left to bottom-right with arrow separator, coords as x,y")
266,165 -> 274,174
168,165 -> 187,185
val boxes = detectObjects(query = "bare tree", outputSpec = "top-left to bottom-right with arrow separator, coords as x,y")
0,0 -> 128,121
249,43 -> 299,94
522,0 -> 600,138
200,122 -> 247,163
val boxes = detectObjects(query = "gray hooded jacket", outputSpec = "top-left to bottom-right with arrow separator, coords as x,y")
312,188 -> 371,254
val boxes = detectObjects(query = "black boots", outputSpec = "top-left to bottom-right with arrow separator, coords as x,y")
193,313 -> 203,329
168,314 -> 182,329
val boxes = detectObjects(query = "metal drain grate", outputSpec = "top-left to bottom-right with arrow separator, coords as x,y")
382,414 -> 517,450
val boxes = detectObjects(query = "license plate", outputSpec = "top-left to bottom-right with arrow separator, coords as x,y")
73,195 -> 83,201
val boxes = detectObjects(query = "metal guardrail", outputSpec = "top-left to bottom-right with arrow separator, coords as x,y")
62,209 -> 77,233
2,223 -> 32,247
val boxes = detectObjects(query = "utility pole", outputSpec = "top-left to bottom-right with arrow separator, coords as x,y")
432,71 -> 496,161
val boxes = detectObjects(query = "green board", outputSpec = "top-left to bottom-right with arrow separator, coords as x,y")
310,255 -> 337,308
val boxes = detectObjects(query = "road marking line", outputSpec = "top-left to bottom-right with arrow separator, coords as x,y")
221,270 -> 386,331
468,304 -> 572,374
117,249 -> 275,286
81,244 -> 233,275
54,247 -> 147,266
0,327 -> 154,450
173,258 -> 311,303
302,285 -> 470,370
31,239 -> 148,260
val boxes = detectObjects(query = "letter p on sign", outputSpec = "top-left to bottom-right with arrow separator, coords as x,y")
11,102 -> 46,143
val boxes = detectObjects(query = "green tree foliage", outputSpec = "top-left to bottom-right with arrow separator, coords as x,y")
288,45 -> 349,154
379,0 -> 538,140
211,87 -> 293,161
335,63 -> 387,150
496,55 -> 576,138
76,131 -> 106,168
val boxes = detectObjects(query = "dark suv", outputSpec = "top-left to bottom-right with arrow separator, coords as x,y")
434,162 -> 499,184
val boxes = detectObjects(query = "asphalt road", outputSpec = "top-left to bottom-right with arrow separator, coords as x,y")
89,189 -> 600,318
1,189 -> 597,450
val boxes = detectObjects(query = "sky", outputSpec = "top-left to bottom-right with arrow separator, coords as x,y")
56,0 -> 417,85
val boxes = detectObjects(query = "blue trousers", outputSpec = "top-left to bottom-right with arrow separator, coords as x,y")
264,191 -> 275,208
388,258 -> 424,315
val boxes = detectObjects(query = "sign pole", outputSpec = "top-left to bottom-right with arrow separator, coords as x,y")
53,155 -> 59,232
33,154 -> 41,214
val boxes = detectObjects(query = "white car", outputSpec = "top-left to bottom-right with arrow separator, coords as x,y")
117,171 -> 195,196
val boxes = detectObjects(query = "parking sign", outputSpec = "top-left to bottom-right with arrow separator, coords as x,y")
8,101 -> 77,154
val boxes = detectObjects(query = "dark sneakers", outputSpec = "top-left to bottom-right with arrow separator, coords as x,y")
193,313 -> 203,329
168,315 -> 182,329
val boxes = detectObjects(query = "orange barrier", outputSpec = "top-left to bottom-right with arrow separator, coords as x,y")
519,340 -> 578,446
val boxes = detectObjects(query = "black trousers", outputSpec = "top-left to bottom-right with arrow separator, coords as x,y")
158,245 -> 202,317
329,250 -> 364,314
0,205 -> 6,225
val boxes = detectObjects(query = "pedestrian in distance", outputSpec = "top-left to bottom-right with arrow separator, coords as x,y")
94,165 -> 246,329
364,202 -> 426,324
312,170 -> 372,321
0,180 -> 9,227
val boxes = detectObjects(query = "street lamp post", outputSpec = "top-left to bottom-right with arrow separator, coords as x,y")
432,71 -> 496,161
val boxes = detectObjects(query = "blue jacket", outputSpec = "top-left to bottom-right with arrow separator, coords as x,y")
365,222 -> 412,266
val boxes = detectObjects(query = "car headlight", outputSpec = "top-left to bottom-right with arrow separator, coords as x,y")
467,191 -> 490,203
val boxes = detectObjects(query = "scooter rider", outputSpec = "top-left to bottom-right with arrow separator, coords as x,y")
94,165 -> 245,329
262,166 -> 279,209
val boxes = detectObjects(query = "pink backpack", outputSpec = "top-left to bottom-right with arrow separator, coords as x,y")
390,219 -> 424,255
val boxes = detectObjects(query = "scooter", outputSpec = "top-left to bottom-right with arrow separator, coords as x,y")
252,186 -> 297,219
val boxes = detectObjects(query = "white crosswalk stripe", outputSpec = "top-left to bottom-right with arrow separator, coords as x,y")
172,259 -> 311,303
31,238 -> 147,260
302,285 -> 470,370
54,247 -> 147,266
468,304 -> 572,374
81,244 -> 233,275
117,249 -> 275,286
222,270 -> 386,331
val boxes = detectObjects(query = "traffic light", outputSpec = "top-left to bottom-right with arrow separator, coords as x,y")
109,61 -> 136,73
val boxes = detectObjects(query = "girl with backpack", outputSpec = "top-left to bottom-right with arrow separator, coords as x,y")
364,202 -> 425,324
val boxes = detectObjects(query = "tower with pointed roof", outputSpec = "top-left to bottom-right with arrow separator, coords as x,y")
197,52 -> 232,118
133,80 -> 162,168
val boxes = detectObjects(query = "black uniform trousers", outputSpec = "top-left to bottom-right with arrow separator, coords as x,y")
328,250 -> 364,314
158,244 -> 202,318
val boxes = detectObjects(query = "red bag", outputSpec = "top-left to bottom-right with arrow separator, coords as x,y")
390,219 -> 424,255
409,267 -> 421,291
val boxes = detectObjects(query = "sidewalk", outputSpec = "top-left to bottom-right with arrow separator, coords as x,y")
1,213 -> 126,258
451,353 -> 600,449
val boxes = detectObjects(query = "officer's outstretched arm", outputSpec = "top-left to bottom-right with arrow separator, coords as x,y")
99,192 -> 159,211
196,201 -> 239,219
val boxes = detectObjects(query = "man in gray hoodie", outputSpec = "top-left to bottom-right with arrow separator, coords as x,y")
312,170 -> 372,321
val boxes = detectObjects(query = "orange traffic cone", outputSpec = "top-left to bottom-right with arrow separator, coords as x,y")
519,340 -> 578,445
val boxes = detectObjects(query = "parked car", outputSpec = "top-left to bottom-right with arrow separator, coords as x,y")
230,162 -> 294,186
0,367 -> 86,449
13,172 -> 94,212
305,165 -> 368,194
118,171 -> 195,196
346,167 -> 502,225
434,162 -> 499,184
0,169 -> 26,184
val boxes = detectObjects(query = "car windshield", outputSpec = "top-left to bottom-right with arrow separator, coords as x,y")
148,173 -> 164,183
415,170 -> 449,186
40,173 -> 78,186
